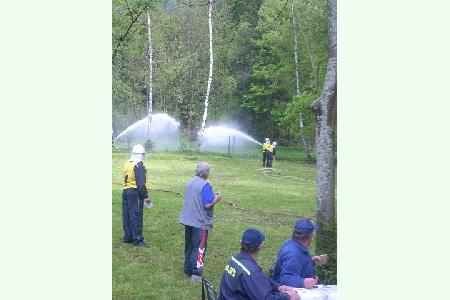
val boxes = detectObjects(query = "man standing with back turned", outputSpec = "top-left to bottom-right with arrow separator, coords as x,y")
179,162 -> 222,282
122,144 -> 152,248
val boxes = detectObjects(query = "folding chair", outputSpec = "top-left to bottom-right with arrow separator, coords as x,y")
202,278 -> 218,300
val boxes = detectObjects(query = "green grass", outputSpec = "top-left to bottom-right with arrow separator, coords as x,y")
112,151 -> 317,299
114,141 -> 315,162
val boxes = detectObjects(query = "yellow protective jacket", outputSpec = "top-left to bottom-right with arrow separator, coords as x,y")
262,142 -> 271,153
122,160 -> 148,199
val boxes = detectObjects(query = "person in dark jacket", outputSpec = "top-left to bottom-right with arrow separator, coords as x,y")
218,228 -> 299,300
262,138 -> 271,167
122,144 -> 152,248
272,219 -> 328,288
179,162 -> 222,282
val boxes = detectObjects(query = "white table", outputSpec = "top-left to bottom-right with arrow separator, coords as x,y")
295,285 -> 337,300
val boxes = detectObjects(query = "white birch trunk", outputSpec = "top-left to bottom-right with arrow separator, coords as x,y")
300,29 -> 319,92
292,2 -> 300,95
146,11 -> 153,141
197,0 -> 214,152
292,2 -> 311,160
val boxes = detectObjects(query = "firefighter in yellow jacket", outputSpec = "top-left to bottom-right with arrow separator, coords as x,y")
122,144 -> 152,248
262,138 -> 271,167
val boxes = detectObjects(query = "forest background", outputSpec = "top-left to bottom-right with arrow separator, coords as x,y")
112,0 -> 328,152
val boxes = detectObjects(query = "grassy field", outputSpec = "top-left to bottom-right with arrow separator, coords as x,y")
112,151 -> 318,299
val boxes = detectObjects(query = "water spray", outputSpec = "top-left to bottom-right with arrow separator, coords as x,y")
114,113 -> 180,151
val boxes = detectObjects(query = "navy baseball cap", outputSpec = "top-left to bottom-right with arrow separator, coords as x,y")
241,228 -> 265,247
294,218 -> 318,233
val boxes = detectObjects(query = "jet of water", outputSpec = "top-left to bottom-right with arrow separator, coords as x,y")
201,125 -> 262,146
115,113 -> 180,150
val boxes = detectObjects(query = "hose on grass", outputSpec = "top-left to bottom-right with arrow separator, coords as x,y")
113,181 -> 315,220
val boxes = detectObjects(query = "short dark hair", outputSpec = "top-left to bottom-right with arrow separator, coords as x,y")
292,230 -> 312,241
241,242 -> 260,255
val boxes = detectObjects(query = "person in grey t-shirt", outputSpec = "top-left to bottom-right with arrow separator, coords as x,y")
179,161 -> 222,282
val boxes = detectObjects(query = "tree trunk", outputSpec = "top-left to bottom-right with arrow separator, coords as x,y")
297,19 -> 319,93
292,2 -> 311,160
299,113 -> 312,160
292,2 -> 300,95
146,11 -> 153,141
311,0 -> 336,284
313,0 -> 336,225
197,0 -> 214,152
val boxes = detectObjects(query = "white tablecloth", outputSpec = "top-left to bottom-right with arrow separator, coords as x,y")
295,285 -> 337,300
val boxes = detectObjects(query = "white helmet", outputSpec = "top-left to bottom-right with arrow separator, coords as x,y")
131,144 -> 145,162
132,144 -> 145,154
265,138 -> 270,143
273,141 -> 277,146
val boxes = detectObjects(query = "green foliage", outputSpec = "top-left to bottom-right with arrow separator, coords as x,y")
240,0 -> 328,143
282,91 -> 317,143
112,0 -> 329,146
315,220 -> 337,285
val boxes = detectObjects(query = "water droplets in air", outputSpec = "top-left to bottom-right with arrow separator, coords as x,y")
115,113 -> 180,151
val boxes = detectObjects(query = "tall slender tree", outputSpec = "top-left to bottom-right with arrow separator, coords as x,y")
197,0 -> 214,151
291,1 -> 311,160
292,2 -> 300,96
146,10 -> 154,141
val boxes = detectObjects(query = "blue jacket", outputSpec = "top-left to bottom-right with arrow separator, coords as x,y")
218,252 -> 290,300
272,239 -> 315,288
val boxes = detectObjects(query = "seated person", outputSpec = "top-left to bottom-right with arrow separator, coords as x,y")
272,219 -> 328,289
218,228 -> 299,300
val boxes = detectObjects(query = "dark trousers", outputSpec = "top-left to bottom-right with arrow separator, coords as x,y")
262,152 -> 267,167
266,152 -> 273,168
184,225 -> 208,276
122,188 -> 144,244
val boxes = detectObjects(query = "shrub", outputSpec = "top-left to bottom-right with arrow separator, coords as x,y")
315,220 -> 337,284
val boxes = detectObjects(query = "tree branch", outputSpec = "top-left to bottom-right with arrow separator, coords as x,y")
124,0 -> 137,20
112,4 -> 148,62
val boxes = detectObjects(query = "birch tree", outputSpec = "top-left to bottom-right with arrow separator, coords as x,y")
197,0 -> 214,152
292,2 -> 300,96
292,1 -> 312,160
146,11 -> 154,141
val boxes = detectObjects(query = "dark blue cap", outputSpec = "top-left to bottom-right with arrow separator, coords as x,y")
241,228 -> 265,247
294,218 -> 318,233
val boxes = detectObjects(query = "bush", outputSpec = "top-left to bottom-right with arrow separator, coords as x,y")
315,220 -> 337,284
